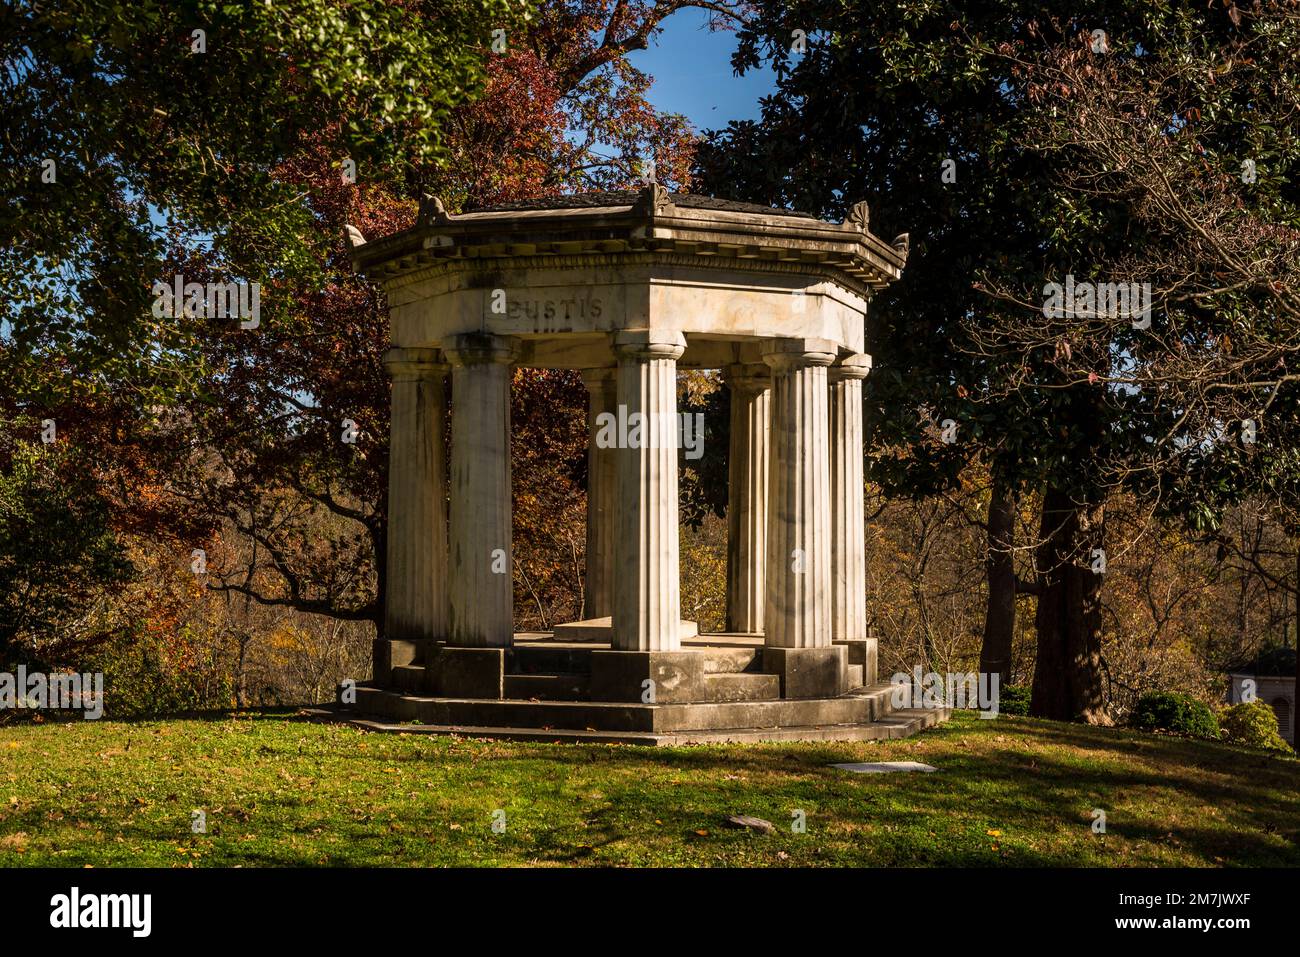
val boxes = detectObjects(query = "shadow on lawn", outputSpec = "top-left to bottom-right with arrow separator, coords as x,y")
11,710 -> 1293,867
381,714 -> 1300,867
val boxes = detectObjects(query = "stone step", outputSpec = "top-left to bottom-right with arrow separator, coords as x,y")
502,673 -> 588,701
509,645 -> 593,675
551,616 -> 699,642
390,664 -> 425,693
697,646 -> 762,674
848,682 -> 905,716
391,666 -> 896,708
871,707 -> 950,737
701,672 -> 780,702
311,707 -> 947,746
352,685 -> 908,733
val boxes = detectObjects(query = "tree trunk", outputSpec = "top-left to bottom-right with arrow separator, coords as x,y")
1030,486 -> 1111,723
979,477 -> 1017,689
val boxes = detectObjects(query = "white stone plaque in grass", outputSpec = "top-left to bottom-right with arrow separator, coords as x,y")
830,761 -> 937,774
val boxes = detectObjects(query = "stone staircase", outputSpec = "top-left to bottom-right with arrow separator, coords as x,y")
340,638 -> 947,745
345,678 -> 945,742
502,644 -> 589,700
388,640 -> 861,704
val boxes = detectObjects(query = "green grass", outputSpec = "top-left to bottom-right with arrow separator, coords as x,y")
1,711 -> 1296,867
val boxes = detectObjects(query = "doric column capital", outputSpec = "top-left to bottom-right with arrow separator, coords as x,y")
829,353 -> 873,382
726,362 -> 771,395
383,346 -> 446,380
443,333 -> 519,366
614,329 -> 686,362
760,338 -> 837,373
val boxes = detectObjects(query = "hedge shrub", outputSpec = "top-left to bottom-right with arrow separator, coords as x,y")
1219,701 -> 1292,753
1133,691 -> 1220,739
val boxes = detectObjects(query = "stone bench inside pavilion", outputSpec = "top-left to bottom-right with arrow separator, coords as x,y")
340,185 -> 949,744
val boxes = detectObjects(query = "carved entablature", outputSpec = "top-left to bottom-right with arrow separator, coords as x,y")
353,190 -> 908,293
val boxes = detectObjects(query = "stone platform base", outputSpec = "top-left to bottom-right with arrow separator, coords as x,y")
355,633 -> 947,745
375,634 -> 874,702
336,680 -> 949,745
551,617 -> 699,643
310,701 -> 946,746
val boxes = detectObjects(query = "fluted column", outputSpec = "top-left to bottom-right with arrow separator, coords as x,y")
383,347 -> 448,644
830,354 -> 871,644
446,333 -> 518,647
762,339 -> 836,649
582,368 -> 618,619
726,363 -> 770,634
613,330 -> 685,651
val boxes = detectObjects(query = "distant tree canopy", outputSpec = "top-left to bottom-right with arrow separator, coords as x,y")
694,1 -> 1300,721
0,0 -> 528,402
2,1 -> 745,646
0,422 -> 132,667
0,0 -> 532,665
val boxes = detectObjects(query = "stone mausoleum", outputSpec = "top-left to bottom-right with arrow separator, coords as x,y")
341,185 -> 947,743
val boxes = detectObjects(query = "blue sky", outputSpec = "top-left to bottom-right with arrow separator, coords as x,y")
627,8 -> 774,132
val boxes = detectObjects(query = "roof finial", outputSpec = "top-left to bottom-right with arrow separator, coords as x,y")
344,224 -> 367,249
633,181 -> 673,218
419,193 -> 451,225
844,201 -> 870,231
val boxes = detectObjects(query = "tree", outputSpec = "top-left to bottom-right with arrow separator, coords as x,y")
1,0 -> 523,401
0,423 -> 133,668
692,1 -> 1282,721
136,1 -> 746,634
983,7 -> 1300,717
1,0 -> 529,646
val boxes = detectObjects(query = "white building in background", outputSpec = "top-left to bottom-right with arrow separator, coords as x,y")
1228,672 -> 1296,744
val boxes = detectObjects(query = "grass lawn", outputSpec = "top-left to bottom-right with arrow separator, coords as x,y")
1,710 -> 1296,867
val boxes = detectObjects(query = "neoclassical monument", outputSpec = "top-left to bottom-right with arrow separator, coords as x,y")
343,186 -> 945,743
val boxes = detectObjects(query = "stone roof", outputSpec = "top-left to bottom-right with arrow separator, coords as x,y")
1228,647 -> 1296,677
469,191 -> 818,220
349,184 -> 907,291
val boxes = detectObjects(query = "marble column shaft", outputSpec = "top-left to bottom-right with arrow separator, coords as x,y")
446,333 -> 517,647
383,347 -> 448,643
582,368 -> 618,619
726,363 -> 770,634
830,354 -> 871,643
762,339 -> 836,649
612,330 -> 685,652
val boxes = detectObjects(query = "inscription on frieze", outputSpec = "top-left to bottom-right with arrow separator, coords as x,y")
484,288 -> 603,331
